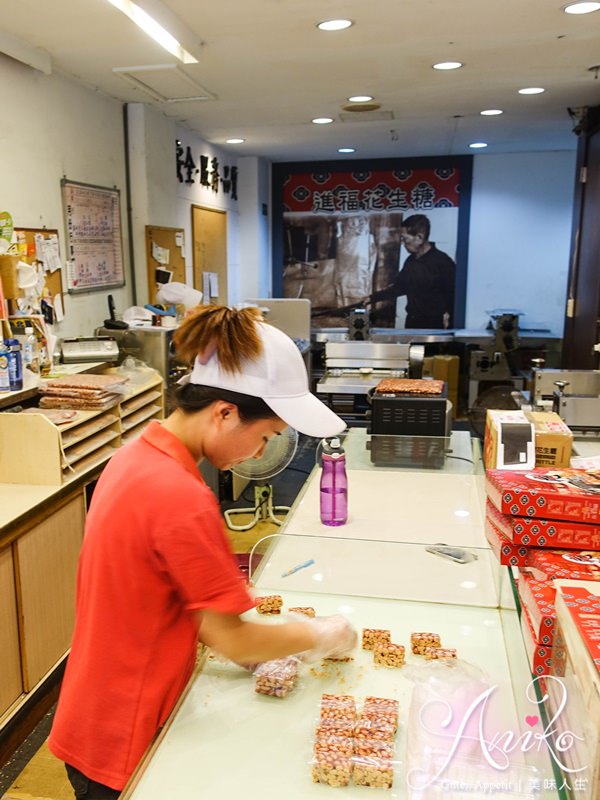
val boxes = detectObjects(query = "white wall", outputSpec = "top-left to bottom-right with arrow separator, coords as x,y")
466,151 -> 576,334
1,54 -> 131,337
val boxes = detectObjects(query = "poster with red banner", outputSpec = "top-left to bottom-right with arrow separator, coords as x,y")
272,157 -> 472,329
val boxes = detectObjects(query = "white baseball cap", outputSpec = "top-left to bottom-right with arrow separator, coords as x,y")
185,321 -> 345,438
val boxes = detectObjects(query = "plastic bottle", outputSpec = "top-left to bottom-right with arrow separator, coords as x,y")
23,326 -> 39,373
320,437 -> 348,526
0,340 -> 10,392
5,338 -> 23,391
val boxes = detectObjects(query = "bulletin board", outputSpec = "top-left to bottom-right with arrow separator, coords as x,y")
145,225 -> 186,304
13,227 -> 64,317
61,178 -> 125,293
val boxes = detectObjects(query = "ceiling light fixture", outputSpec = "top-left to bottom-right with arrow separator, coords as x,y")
226,138 -> 245,144
564,1 -> 600,13
518,87 -> 545,94
105,0 -> 199,63
469,142 -> 488,148
433,61 -> 463,70
348,95 -> 373,103
317,19 -> 353,31
338,147 -> 356,153
312,117 -> 333,124
480,109 -> 503,116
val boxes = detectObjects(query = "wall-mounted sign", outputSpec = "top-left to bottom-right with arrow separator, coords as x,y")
175,141 -> 238,200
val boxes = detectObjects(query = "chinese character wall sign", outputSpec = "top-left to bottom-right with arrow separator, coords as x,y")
61,179 -> 125,293
272,157 -> 472,329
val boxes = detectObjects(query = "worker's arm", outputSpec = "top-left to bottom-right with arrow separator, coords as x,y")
196,610 -> 356,665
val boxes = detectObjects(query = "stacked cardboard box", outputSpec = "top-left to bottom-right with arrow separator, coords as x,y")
484,410 -> 573,470
422,354 -> 459,418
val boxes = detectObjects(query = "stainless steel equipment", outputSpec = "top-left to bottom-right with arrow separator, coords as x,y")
532,368 -> 600,434
532,368 -> 600,403
316,341 -> 423,396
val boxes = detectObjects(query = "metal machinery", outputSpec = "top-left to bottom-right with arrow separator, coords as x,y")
531,368 -> 600,436
467,312 -> 526,409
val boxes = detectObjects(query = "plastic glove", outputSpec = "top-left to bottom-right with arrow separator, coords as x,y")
293,614 -> 358,663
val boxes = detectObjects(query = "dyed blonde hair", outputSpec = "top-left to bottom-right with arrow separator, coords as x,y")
173,305 -> 264,372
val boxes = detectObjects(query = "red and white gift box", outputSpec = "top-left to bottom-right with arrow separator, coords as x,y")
484,513 -> 529,566
486,467 -> 600,523
485,498 -> 600,550
525,549 -> 600,582
520,603 -> 553,676
517,573 -> 556,646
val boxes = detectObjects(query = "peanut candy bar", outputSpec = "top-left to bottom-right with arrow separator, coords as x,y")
314,735 -> 354,757
320,693 -> 356,722
288,606 -> 315,617
311,752 -> 352,787
424,646 -> 457,661
255,595 -> 283,614
353,738 -> 394,759
354,717 -> 395,743
352,754 -> 394,789
254,657 -> 297,698
362,628 -> 391,650
315,719 -> 354,739
362,697 -> 399,732
411,631 -> 441,655
374,642 -> 405,667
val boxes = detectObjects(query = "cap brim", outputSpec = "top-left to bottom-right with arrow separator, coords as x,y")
265,393 -> 345,438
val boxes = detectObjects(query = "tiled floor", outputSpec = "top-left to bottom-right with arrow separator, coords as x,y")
0,436 -> 318,799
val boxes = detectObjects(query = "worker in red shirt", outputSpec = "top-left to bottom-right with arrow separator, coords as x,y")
49,305 -> 356,799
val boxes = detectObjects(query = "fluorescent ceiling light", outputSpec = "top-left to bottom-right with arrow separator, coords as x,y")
348,95 -> 373,103
480,108 -> 503,116
312,117 -> 333,124
338,147 -> 356,153
105,0 -> 199,63
433,61 -> 463,70
469,142 -> 488,148
564,1 -> 600,12
317,19 -> 353,31
226,138 -> 245,144
518,87 -> 545,94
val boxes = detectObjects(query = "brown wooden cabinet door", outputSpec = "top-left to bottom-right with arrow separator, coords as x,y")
0,546 -> 23,713
16,492 -> 85,690
192,206 -> 228,305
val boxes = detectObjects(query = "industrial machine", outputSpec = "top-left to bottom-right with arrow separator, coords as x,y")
467,311 -> 526,409
532,368 -> 600,435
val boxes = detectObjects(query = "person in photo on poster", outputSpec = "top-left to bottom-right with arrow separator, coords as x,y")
368,213 -> 456,329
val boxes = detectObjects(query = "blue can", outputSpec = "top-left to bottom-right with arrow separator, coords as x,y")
5,338 -> 23,391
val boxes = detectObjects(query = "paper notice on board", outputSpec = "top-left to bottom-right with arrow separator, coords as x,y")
175,231 -> 184,248
54,293 -> 64,322
202,272 -> 211,300
152,242 -> 170,265
209,273 -> 219,297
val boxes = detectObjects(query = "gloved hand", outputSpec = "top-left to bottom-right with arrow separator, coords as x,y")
291,614 -> 358,663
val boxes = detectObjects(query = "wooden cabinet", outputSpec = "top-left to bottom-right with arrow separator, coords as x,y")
0,546 -> 22,713
15,493 -> 85,689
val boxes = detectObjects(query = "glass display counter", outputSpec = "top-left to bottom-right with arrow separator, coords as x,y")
122,536 -> 566,800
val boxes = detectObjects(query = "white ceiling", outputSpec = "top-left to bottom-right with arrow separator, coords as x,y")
2,0 -> 600,161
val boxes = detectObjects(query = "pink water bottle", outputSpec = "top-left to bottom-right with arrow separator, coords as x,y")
320,437 -> 348,526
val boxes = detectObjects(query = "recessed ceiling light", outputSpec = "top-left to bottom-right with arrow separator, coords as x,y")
432,61 -> 463,70
312,117 -> 333,124
348,95 -> 373,103
317,19 -> 353,31
564,1 -> 600,13
480,109 -> 503,116
469,142 -> 488,149
338,147 -> 356,153
226,138 -> 245,144
518,87 -> 545,94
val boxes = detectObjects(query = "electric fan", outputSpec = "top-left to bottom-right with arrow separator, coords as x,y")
223,427 -> 299,532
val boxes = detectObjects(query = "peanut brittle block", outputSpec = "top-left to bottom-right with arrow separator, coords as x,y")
288,606 -> 316,617
314,735 -> 354,757
362,628 -> 391,650
373,642 -> 405,667
320,693 -> 356,722
424,646 -> 457,661
353,738 -> 394,759
254,657 -> 297,698
311,752 -> 352,787
362,697 -> 399,732
255,595 -> 283,614
410,631 -> 441,655
315,719 -> 355,739
354,717 -> 395,743
352,754 -> 395,789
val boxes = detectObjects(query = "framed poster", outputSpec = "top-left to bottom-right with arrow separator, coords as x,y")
272,156 -> 472,330
61,179 -> 125,293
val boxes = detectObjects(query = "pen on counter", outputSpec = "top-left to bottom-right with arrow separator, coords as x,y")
281,559 -> 315,578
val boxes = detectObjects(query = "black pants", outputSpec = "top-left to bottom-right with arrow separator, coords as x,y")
65,764 -> 121,799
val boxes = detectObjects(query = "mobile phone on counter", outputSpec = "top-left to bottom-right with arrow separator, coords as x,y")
425,544 -> 478,564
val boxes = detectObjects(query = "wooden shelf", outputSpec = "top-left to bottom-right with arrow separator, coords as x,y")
0,371 -> 164,485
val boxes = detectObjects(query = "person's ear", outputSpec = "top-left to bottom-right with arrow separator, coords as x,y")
213,401 -> 239,427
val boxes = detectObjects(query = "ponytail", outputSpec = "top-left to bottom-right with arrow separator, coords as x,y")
173,305 -> 264,372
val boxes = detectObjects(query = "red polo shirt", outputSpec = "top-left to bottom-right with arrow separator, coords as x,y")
49,421 -> 254,790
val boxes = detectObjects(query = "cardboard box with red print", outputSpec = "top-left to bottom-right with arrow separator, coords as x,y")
526,549 -> 600,582
485,514 -> 529,566
520,604 -> 553,676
